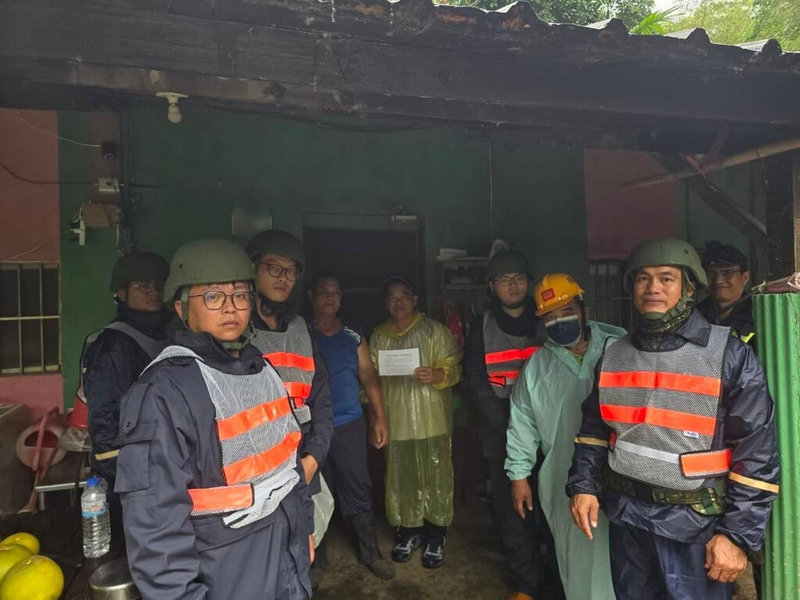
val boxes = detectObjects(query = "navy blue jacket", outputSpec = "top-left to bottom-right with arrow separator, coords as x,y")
115,331 -> 313,599
83,304 -> 172,487
566,309 -> 779,552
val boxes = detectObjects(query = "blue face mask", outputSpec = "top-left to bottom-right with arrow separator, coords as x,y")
545,314 -> 583,347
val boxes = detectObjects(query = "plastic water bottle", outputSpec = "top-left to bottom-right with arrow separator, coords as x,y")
81,476 -> 110,558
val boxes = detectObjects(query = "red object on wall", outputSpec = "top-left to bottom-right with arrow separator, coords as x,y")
0,109 -> 63,416
584,150 -> 676,260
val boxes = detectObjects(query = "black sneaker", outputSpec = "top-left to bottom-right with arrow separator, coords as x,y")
391,534 -> 422,563
421,540 -> 445,569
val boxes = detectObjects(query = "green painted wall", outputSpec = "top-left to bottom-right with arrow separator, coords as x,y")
58,103 -> 587,405
675,162 -> 765,281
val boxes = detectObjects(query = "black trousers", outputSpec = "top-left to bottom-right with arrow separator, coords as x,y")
321,416 -> 372,518
487,454 -> 555,597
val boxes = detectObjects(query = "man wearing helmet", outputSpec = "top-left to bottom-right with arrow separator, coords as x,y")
115,239 -> 313,599
462,250 -> 551,600
505,273 -> 625,600
245,230 -> 333,494
567,238 -> 779,600
697,241 -> 756,348
81,251 -> 173,489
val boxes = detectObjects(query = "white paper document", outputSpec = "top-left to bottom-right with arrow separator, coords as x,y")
378,348 -> 420,376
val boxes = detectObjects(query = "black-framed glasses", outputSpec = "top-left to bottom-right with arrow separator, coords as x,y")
493,274 -> 527,287
187,290 -> 252,310
257,262 -> 299,281
707,268 -> 744,281
130,280 -> 165,293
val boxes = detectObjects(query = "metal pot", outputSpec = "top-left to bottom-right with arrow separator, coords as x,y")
89,559 -> 141,600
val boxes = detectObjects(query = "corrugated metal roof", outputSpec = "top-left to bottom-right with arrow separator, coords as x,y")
296,0 -> 799,75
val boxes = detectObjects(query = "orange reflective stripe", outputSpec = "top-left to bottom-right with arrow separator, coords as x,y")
487,369 -> 520,387
599,371 -> 721,397
262,352 -> 315,371
189,484 -> 253,513
216,398 -> 292,441
680,449 -> 731,475
485,347 -> 539,365
488,374 -> 507,386
223,431 -> 302,484
284,381 -> 311,403
600,404 -> 717,436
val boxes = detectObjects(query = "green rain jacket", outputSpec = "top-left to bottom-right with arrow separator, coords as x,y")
506,320 -> 625,600
370,313 -> 462,526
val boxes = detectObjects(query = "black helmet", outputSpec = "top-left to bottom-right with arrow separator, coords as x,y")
109,252 -> 169,293
487,250 -> 531,280
245,229 -> 305,271
702,240 -> 748,270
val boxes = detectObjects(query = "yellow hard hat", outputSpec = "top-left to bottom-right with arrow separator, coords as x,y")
533,273 -> 585,316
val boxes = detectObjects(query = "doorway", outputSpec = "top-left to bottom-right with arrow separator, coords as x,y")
303,223 -> 423,337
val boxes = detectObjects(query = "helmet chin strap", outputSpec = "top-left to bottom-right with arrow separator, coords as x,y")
220,322 -> 255,351
635,271 -> 696,335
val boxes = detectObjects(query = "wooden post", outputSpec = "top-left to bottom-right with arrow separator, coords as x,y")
764,151 -> 800,279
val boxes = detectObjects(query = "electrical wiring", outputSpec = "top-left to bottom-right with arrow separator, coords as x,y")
4,109 -> 101,148
0,159 -> 94,185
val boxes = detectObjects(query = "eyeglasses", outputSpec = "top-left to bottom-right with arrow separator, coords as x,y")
257,262 -> 299,281
494,274 -> 527,287
130,281 -> 164,293
187,290 -> 252,310
707,268 -> 744,281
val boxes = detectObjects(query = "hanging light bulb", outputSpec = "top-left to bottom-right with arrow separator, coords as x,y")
155,92 -> 189,124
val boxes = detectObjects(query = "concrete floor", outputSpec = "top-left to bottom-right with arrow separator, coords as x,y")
313,503 -> 758,600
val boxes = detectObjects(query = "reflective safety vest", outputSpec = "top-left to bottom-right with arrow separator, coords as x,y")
599,325 -> 731,491
146,346 -> 301,527
483,312 -> 540,399
77,321 -> 168,403
251,315 -> 315,425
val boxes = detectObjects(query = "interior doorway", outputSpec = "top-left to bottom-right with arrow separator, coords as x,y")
303,217 -> 423,514
303,223 -> 423,337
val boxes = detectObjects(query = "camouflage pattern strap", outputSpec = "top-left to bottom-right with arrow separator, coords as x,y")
605,469 -> 726,515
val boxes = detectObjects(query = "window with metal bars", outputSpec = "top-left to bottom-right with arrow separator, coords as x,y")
585,260 -> 633,331
0,263 -> 61,375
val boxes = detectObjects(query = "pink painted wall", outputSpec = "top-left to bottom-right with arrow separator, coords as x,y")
0,375 -> 63,421
0,109 -> 63,417
584,149 -> 676,259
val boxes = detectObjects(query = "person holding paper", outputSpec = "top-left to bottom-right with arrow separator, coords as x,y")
369,276 -> 462,569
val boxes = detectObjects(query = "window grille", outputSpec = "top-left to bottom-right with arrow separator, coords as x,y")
0,263 -> 61,375
585,260 -> 632,331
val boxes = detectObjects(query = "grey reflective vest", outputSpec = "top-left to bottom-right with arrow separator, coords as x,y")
145,346 -> 301,528
251,316 -> 315,425
482,311 -> 540,399
599,325 -> 731,491
77,321 -> 169,402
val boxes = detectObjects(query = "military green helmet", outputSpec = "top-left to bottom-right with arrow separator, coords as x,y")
245,229 -> 305,271
109,251 -> 169,293
487,250 -> 531,280
625,238 -> 708,288
164,239 -> 254,302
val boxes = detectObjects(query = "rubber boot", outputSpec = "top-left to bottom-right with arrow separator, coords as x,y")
349,512 -> 396,579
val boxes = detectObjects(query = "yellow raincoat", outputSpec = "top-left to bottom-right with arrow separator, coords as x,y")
370,313 -> 461,527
